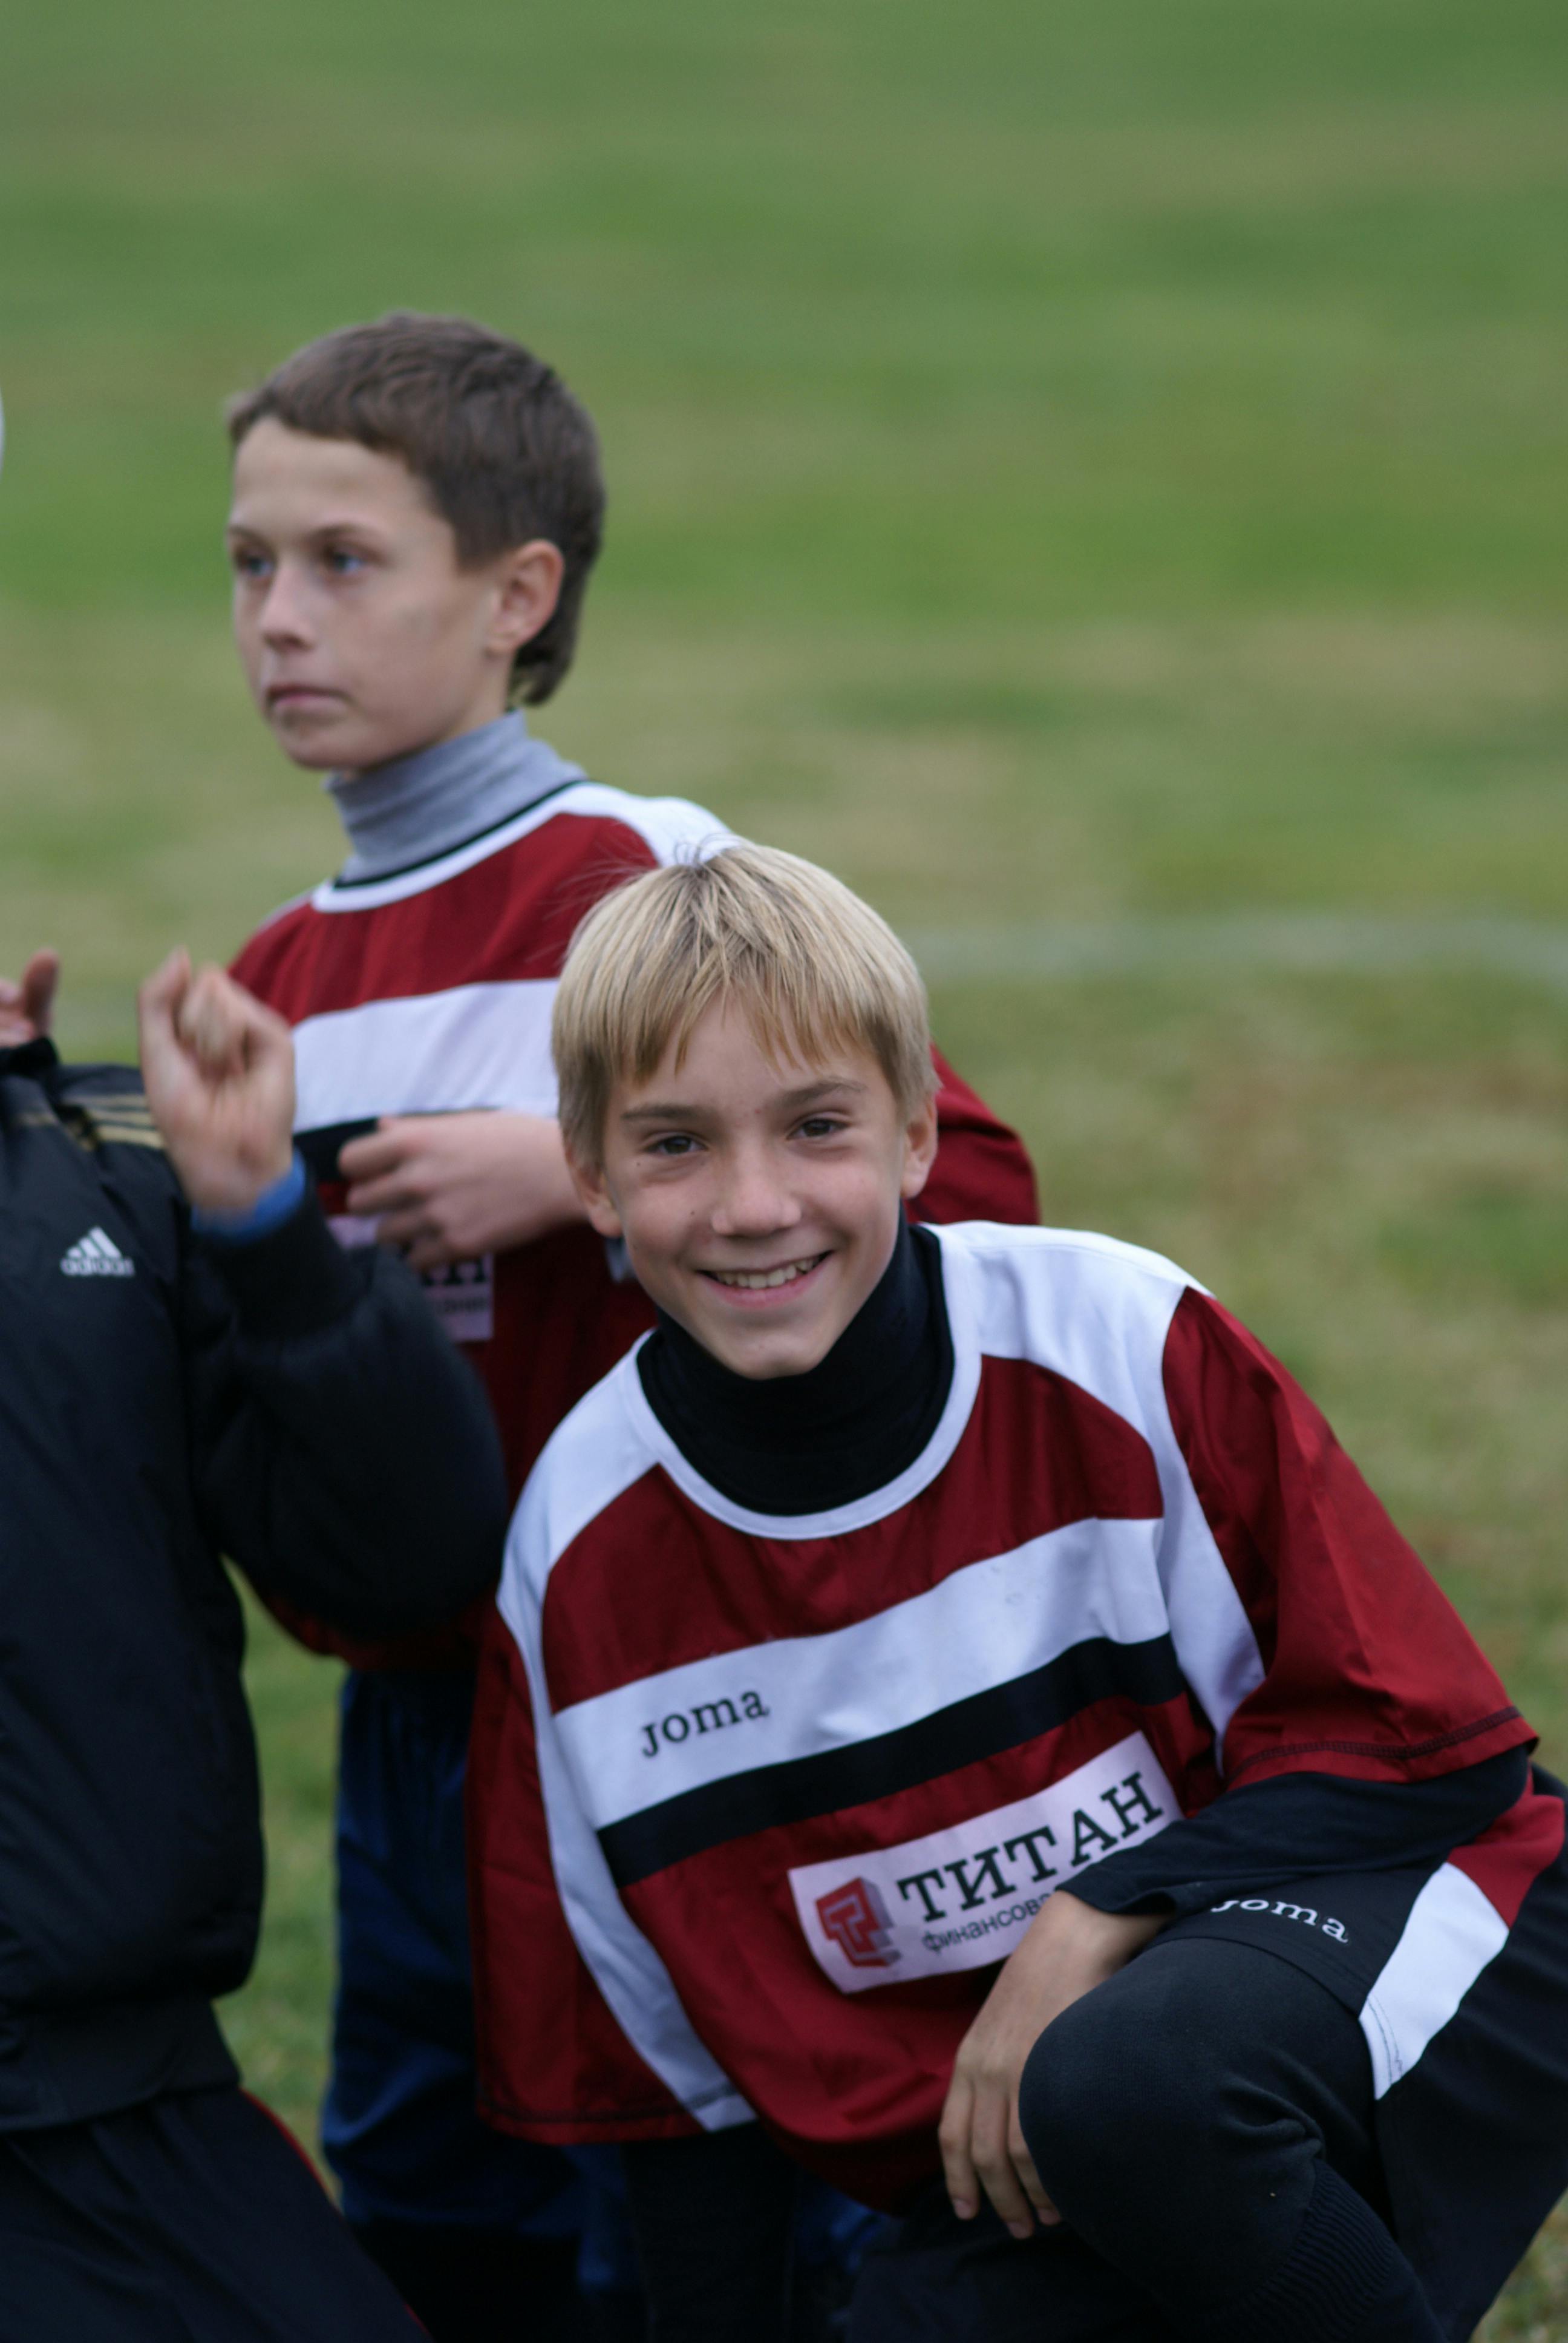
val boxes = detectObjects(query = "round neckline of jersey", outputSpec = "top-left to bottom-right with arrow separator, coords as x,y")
309,779 -> 596,913
617,1224 -> 984,1541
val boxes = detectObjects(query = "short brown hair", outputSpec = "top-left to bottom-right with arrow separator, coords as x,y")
553,844 -> 938,1165
227,312 -> 604,705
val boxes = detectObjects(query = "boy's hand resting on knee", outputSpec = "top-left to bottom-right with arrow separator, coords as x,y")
339,1112 -> 585,1270
939,1890 -> 1165,2241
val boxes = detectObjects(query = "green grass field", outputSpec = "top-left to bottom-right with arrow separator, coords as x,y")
4,1 -> 1568,2328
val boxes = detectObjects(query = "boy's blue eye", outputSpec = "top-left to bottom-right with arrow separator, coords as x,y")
232,549 -> 271,580
797,1116 -> 844,1139
648,1133 -> 698,1157
324,548 -> 366,575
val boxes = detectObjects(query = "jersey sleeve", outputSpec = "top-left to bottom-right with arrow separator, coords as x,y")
1065,1746 -> 1530,1918
918,1046 -> 1039,1227
1161,1287 -> 1532,1791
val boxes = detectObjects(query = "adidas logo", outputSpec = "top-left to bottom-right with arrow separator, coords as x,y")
60,1227 -> 135,1278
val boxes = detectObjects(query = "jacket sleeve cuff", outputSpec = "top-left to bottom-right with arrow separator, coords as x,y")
197,1186 -> 362,1340
191,1152 -> 309,1243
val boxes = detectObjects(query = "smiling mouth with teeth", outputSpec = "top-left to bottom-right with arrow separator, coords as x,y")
704,1255 -> 827,1291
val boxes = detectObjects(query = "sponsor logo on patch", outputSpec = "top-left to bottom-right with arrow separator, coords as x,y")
817,1876 -> 900,1970
789,1731 -> 1175,1993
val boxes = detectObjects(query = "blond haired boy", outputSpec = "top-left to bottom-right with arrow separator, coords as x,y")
472,844 -> 1568,2342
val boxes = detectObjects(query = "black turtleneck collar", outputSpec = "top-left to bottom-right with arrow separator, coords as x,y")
636,1218 -> 953,1516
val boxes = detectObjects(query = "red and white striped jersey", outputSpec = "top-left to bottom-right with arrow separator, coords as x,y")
472,1219 -> 1534,2203
230,781 -> 1040,1666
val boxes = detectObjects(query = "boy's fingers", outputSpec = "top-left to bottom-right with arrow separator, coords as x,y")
938,2074 -> 981,2221
139,948 -> 191,1015
177,966 -> 246,1069
137,950 -> 192,1052
1008,2128 -> 1060,2225
338,1124 -> 411,1184
344,1170 -> 426,1218
21,949 -> 59,1032
174,966 -> 293,1078
971,2096 -> 1035,2239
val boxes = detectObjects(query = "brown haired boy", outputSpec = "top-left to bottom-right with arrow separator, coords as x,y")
221,312 -> 1040,2341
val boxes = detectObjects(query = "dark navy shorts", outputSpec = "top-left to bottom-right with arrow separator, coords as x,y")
0,2084 -> 420,2342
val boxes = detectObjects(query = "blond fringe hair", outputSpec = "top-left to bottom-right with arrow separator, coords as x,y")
553,844 -> 938,1164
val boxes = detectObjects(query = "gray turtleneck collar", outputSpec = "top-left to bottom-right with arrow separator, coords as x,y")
326,711 -> 587,885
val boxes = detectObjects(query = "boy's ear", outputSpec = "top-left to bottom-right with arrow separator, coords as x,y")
487,539 -> 564,660
565,1143 -> 624,1240
899,1094 -> 940,1204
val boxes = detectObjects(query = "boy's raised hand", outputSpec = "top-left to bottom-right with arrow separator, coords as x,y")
0,949 -> 60,1046
938,1892 -> 1165,2242
338,1112 -> 584,1271
138,951 -> 296,1213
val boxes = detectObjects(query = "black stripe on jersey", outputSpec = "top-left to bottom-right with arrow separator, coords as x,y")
598,1632 -> 1186,1888
296,1121 -> 379,1181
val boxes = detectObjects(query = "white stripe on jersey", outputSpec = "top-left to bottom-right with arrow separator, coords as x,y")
952,1224 -> 1265,1759
1360,1863 -> 1510,2099
553,1514 -> 1170,1830
308,784 -> 735,913
293,981 -> 558,1128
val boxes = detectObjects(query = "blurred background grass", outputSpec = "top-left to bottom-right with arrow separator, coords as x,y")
3,1 -> 1567,2329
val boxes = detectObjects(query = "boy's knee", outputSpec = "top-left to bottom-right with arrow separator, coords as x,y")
1018,1979 -> 1208,2212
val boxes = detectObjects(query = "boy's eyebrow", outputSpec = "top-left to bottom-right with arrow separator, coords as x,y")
619,1077 -> 869,1124
223,515 -> 391,543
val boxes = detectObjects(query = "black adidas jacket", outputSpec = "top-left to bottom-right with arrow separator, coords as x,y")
0,1041 -> 508,2129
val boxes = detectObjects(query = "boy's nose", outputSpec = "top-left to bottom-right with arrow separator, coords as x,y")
258,566 -> 315,647
710,1152 -> 801,1239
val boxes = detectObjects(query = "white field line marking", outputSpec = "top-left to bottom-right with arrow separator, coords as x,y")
905,915 -> 1568,997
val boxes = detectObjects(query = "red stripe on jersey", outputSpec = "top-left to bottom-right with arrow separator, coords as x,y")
541,1355 -> 1163,1712
1163,1286 -> 1529,1788
1449,1783 -> 1563,1928
232,813 -> 661,1014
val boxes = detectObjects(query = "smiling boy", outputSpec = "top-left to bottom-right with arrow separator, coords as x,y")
221,314 -> 1039,2339
472,844 -> 1568,2343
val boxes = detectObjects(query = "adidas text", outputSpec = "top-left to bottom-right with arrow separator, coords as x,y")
60,1228 -> 135,1278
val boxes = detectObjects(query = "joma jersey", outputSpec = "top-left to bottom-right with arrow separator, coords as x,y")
474,1221 -> 1540,2207
231,781 -> 1041,1664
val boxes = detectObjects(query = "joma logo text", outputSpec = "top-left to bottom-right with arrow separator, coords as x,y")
1210,1896 -> 1349,1944
640,1691 -> 770,1760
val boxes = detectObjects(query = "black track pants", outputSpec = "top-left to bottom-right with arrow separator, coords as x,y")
855,1942 -> 1440,2341
0,2085 -> 421,2342
627,1942 -> 1445,2342
1012,1938 -> 1442,2340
